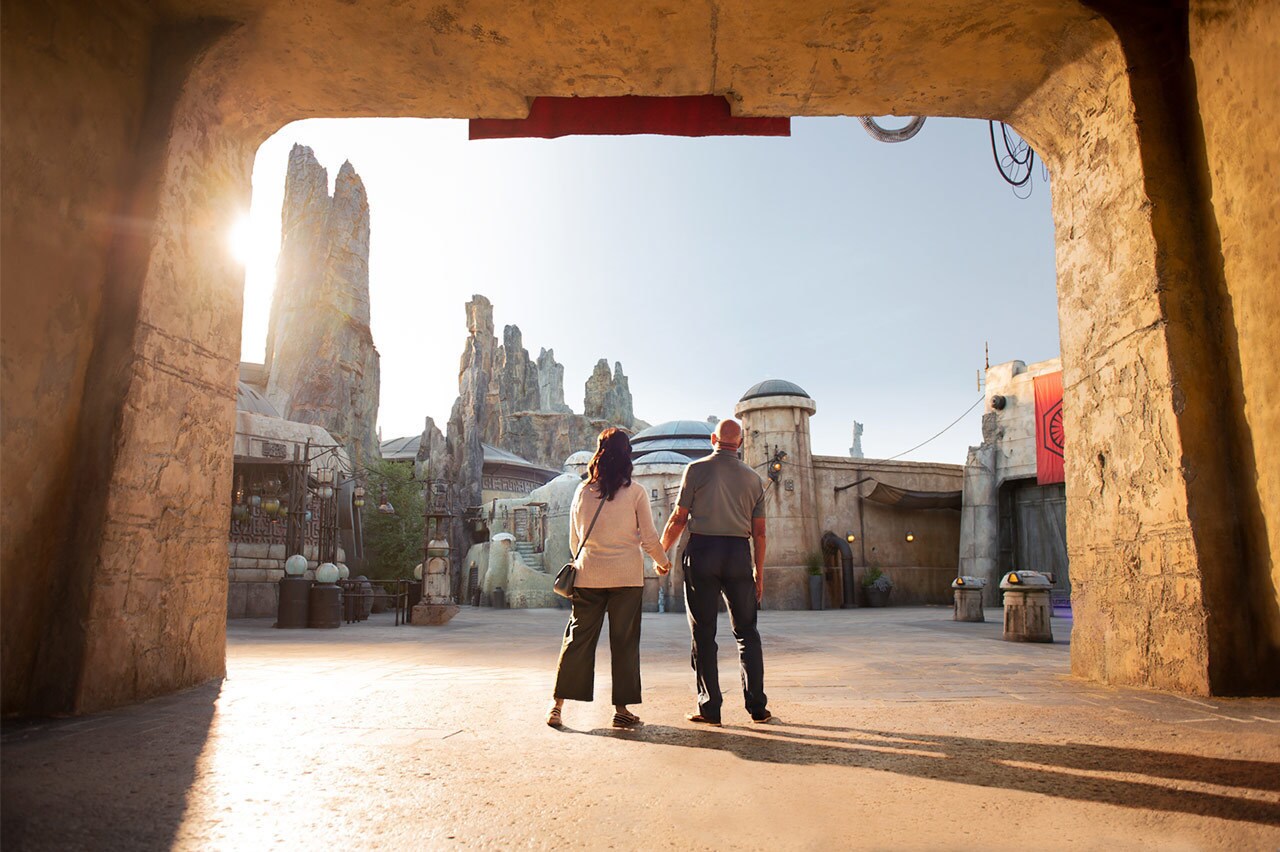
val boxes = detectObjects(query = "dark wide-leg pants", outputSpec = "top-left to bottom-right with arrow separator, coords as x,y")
684,534 -> 767,721
553,586 -> 644,705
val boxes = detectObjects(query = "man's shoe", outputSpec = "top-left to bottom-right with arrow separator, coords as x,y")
685,713 -> 722,727
751,711 -> 774,724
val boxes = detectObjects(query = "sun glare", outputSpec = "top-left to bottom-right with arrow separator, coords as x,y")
228,215 -> 254,265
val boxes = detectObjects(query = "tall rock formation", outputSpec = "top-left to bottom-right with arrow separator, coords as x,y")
264,144 -> 380,465
440,296 -> 645,474
536,348 -> 572,413
584,359 -> 635,426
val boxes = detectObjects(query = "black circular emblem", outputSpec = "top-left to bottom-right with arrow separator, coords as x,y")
1042,400 -> 1064,459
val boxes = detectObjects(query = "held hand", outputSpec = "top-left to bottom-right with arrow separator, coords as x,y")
754,570 -> 764,604
655,561 -> 672,576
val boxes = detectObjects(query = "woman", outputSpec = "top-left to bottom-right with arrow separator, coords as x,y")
548,428 -> 672,729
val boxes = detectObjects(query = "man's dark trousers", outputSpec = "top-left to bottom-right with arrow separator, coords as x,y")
683,533 -> 767,721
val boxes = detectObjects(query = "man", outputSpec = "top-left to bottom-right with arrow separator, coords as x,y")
658,419 -> 771,726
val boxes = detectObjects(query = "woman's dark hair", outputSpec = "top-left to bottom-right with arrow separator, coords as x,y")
586,428 -> 633,501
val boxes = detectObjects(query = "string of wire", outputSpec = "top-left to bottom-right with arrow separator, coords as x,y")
989,120 -> 1038,199
746,395 -> 986,472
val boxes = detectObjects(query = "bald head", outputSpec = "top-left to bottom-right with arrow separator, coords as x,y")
712,419 -> 743,451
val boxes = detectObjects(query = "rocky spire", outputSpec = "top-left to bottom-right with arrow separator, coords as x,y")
264,145 -> 380,465
584,359 -> 635,426
536,348 -> 571,413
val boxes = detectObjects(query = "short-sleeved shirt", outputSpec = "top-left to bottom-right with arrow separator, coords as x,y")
676,450 -> 766,538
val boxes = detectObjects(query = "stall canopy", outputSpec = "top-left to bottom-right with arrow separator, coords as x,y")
862,481 -> 962,511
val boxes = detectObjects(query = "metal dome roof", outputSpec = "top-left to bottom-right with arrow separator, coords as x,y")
633,450 -> 692,466
380,434 -> 422,460
564,450 -> 595,465
739,379 -> 811,402
632,420 -> 715,441
236,382 -> 282,418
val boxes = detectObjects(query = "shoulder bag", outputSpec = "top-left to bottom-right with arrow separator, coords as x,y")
553,491 -> 607,599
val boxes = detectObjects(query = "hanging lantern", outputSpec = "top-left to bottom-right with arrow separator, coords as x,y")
353,484 -> 366,508
261,496 -> 281,516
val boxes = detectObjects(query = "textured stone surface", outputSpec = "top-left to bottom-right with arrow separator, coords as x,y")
448,296 -> 643,475
264,145 -> 380,466
536,348 -> 571,413
4,0 -> 1278,717
583,359 -> 635,426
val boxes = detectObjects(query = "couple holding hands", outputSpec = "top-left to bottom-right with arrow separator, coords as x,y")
547,420 -> 772,730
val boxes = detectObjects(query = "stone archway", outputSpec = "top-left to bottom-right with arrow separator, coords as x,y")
3,0 -> 1277,715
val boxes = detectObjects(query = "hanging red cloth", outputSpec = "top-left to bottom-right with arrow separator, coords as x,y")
469,95 -> 790,140
1034,371 -> 1065,485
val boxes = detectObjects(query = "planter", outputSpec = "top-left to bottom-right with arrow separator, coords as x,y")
864,586 -> 890,608
808,575 -> 824,610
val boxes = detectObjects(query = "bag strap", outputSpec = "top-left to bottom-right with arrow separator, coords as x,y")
572,489 -> 608,563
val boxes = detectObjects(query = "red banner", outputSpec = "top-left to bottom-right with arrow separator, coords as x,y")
470,95 -> 791,140
1034,371 -> 1065,485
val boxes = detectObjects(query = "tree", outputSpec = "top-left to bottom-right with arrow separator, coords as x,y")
360,459 -> 425,579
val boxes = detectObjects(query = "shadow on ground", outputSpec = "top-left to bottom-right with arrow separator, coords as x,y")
1,681 -> 221,852
575,722 -> 1280,826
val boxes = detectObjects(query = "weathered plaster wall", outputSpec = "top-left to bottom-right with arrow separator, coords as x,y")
814,457 -> 964,605
984,359 -> 1065,485
1188,0 -> 1280,688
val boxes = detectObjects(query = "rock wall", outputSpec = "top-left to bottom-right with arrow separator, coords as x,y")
537,348 -> 572,413
584,359 -> 634,426
264,145 -> 380,466
450,297 -> 644,471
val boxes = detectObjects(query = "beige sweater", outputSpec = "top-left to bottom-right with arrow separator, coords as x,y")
570,481 -> 668,588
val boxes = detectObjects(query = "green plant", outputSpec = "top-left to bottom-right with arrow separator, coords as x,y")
862,566 -> 893,592
805,551 -> 823,576
360,459 -> 425,580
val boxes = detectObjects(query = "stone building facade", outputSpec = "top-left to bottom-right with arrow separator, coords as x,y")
228,380 -> 354,617
469,380 -> 964,612
959,358 -> 1069,605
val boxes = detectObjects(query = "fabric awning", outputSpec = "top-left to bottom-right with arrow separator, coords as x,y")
863,481 -> 962,511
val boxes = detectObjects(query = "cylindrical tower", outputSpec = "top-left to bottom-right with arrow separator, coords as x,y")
734,379 -> 819,610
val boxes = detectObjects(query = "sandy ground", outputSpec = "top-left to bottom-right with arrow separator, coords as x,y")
3,606 -> 1278,850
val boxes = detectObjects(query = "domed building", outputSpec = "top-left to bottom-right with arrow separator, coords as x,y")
734,377 -> 964,611
630,419 -> 714,461
458,379 -> 966,613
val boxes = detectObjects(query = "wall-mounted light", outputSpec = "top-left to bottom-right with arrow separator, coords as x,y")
905,531 -> 915,543
767,448 -> 787,484
845,532 -> 857,544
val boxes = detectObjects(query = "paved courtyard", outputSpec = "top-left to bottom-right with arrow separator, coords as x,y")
3,607 -> 1278,850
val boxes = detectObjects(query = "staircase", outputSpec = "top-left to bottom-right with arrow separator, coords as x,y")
513,541 -> 542,570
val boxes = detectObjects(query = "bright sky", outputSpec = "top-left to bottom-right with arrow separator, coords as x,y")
237,116 -> 1057,464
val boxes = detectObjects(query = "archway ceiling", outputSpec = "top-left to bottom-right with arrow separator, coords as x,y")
166,0 -> 1109,133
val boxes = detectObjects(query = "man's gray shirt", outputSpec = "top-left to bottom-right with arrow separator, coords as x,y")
676,449 -> 766,538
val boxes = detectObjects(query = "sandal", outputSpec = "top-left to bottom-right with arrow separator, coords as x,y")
546,706 -> 563,728
612,710 -> 643,729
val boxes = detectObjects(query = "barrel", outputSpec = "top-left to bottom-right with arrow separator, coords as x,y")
308,583 -> 342,629
276,576 -> 311,629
